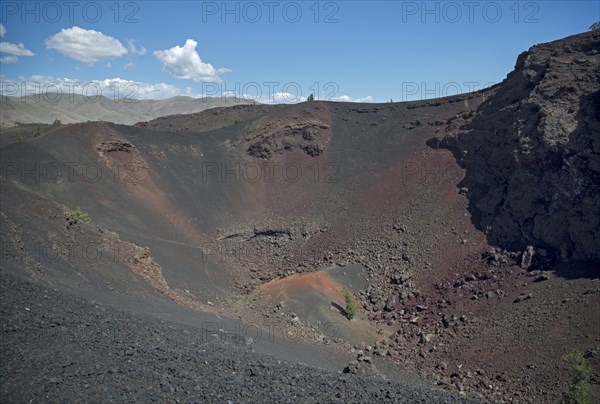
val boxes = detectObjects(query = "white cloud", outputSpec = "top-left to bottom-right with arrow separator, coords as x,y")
45,26 -> 127,65
332,95 -> 352,102
127,39 -> 146,55
331,94 -> 374,103
123,62 -> 136,70
0,41 -> 34,56
222,91 -> 238,98
96,78 -> 197,99
153,39 -> 230,83
259,93 -> 373,104
0,25 -> 34,64
0,75 -> 201,100
0,55 -> 18,64
269,92 -> 306,104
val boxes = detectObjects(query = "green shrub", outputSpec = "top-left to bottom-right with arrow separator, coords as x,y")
73,207 -> 91,223
343,287 -> 356,320
16,134 -> 24,142
307,94 -> 315,102
33,125 -> 42,137
562,349 -> 594,404
53,118 -> 62,125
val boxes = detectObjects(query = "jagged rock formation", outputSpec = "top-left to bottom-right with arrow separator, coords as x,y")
246,121 -> 329,159
434,30 -> 600,261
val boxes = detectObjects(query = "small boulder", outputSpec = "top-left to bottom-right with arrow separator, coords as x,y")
513,293 -> 532,303
384,295 -> 400,312
520,246 -> 536,269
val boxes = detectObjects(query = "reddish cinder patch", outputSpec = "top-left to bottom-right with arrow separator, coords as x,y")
257,271 -> 345,305
93,124 -> 211,247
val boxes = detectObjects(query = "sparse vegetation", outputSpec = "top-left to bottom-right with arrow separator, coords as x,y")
33,125 -> 42,137
16,134 -> 24,142
307,94 -> 315,102
73,207 -> 91,223
234,118 -> 242,124
343,287 -> 357,320
562,349 -> 594,404
53,118 -> 62,126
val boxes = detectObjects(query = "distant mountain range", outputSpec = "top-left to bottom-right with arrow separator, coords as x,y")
0,95 -> 256,127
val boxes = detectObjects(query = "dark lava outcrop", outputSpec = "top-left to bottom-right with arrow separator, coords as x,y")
246,121 -> 329,159
97,139 -> 136,153
433,30 -> 600,261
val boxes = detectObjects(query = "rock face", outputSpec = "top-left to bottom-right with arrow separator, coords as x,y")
246,121 -> 329,159
437,30 -> 600,261
97,139 -> 135,153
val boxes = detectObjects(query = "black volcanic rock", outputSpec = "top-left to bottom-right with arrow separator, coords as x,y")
436,30 -> 600,261
97,139 -> 136,153
0,274 -> 480,403
246,121 -> 329,159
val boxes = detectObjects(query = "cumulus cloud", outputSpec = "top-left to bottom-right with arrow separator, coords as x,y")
0,55 -> 18,64
259,93 -> 373,104
332,94 -> 373,103
256,91 -> 306,104
45,26 -> 127,65
0,75 -> 200,100
123,62 -> 136,70
0,25 -> 34,64
355,96 -> 374,102
153,39 -> 230,83
0,41 -> 34,56
127,39 -> 146,55
332,95 -> 352,102
95,78 -> 197,99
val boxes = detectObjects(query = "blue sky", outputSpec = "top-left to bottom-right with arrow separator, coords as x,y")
1,1 -> 598,102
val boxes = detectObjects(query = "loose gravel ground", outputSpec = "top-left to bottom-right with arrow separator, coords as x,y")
0,274 -> 482,403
